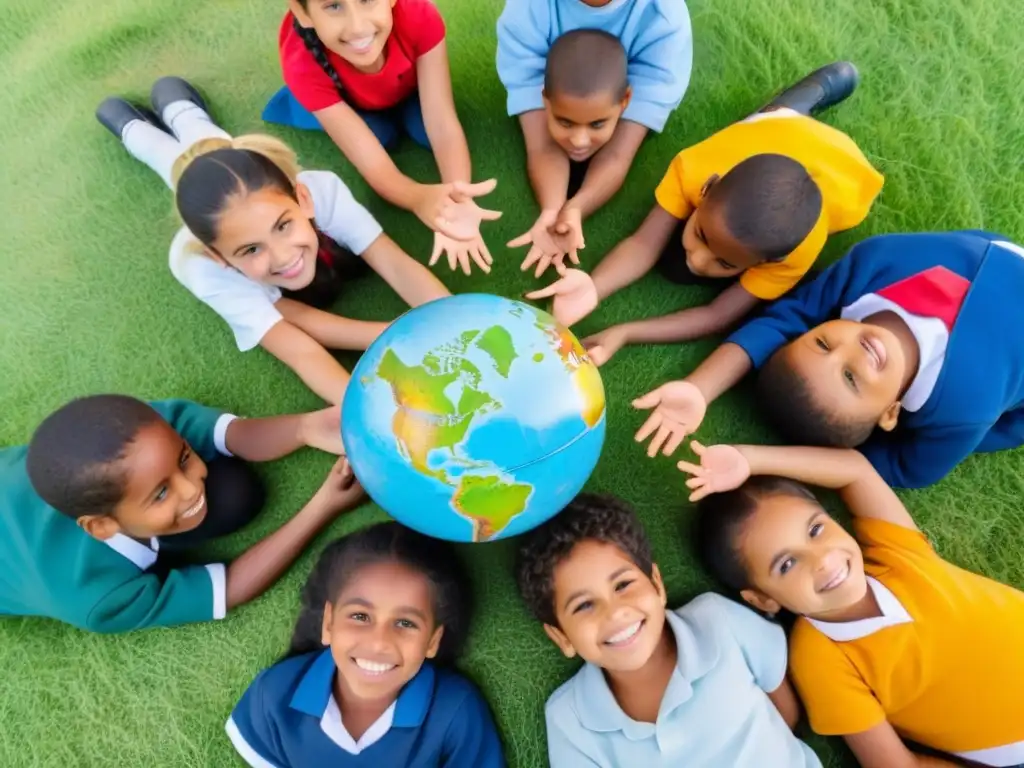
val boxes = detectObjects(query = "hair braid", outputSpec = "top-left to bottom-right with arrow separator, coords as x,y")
293,17 -> 345,98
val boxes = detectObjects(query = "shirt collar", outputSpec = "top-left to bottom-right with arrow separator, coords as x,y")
807,577 -> 913,641
574,609 -> 716,737
100,533 -> 159,570
289,649 -> 435,728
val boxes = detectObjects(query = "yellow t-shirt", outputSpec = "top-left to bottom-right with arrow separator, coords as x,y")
789,518 -> 1024,761
653,110 -> 884,300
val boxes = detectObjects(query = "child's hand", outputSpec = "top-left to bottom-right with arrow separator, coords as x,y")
676,441 -> 751,501
509,211 -> 581,278
582,325 -> 630,367
415,180 -> 502,241
314,457 -> 366,516
429,231 -> 493,275
300,405 -> 344,455
524,267 -> 598,327
554,204 -> 585,258
632,380 -> 708,458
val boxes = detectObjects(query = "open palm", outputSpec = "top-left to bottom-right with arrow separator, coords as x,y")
632,380 -> 708,458
523,268 -> 598,327
676,441 -> 751,501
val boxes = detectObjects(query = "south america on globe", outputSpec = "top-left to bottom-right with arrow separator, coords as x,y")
341,294 -> 606,543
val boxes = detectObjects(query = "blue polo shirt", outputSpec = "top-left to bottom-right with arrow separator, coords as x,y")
544,593 -> 821,767
227,649 -> 506,767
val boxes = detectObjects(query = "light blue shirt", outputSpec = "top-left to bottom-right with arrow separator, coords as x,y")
495,0 -> 693,132
544,593 -> 822,767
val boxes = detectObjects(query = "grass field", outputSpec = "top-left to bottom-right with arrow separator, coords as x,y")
2,0 -> 1024,765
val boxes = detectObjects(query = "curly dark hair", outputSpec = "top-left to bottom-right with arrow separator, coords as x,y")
695,476 -> 820,592
26,395 -> 163,519
288,523 -> 471,665
757,345 -> 878,448
516,493 -> 653,627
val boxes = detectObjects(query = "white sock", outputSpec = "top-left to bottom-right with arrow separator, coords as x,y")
161,100 -> 231,148
121,120 -> 185,189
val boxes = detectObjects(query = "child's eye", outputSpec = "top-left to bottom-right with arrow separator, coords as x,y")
589,120 -> 606,129
155,486 -> 168,502
242,246 -> 259,257
809,522 -> 824,538
180,450 -> 191,468
571,600 -> 593,614
614,579 -> 634,592
844,369 -> 857,388
277,219 -> 290,232
349,612 -> 369,622
716,258 -> 736,270
395,618 -> 418,630
816,338 -> 830,351
779,557 -> 796,575
557,119 -> 573,129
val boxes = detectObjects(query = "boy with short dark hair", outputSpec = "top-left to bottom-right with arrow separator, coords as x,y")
527,63 -> 884,361
498,0 -> 693,275
634,230 -> 1024,489
516,493 -> 820,767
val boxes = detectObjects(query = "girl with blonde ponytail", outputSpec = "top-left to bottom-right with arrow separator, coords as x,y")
96,76 -> 450,405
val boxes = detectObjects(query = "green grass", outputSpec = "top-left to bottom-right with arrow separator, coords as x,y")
2,0 -> 1024,765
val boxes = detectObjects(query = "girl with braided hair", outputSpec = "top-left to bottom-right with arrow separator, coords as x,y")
96,76 -> 451,405
266,0 -> 501,276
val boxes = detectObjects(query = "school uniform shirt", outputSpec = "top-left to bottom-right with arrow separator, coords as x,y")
544,593 -> 821,768
655,108 -> 884,300
789,518 -> 1024,766
169,170 -> 383,352
0,399 -> 235,633
496,0 -> 692,132
727,230 -> 1024,488
278,0 -> 446,114
226,649 -> 505,768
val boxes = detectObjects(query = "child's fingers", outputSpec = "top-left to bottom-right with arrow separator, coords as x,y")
477,206 -> 503,222
631,390 -> 662,411
534,254 -> 553,279
689,487 -> 712,503
508,232 -> 533,249
676,460 -> 703,475
586,345 -> 608,367
478,241 -> 494,266
459,249 -> 472,276
663,431 -> 686,457
567,247 -> 580,265
690,440 -> 707,456
470,245 -> 492,274
520,247 -> 543,271
429,236 -> 443,267
633,410 -> 662,443
524,281 -> 561,300
447,247 -> 458,273
452,178 -> 497,200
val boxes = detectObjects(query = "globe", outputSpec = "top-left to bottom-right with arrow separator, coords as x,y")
341,294 -> 607,543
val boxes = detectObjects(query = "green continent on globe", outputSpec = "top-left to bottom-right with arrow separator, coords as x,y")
452,474 -> 532,541
473,325 -> 517,377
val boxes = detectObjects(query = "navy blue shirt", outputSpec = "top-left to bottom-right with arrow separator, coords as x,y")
227,649 -> 505,767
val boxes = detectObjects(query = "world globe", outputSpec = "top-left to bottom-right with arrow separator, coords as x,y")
341,294 -> 607,543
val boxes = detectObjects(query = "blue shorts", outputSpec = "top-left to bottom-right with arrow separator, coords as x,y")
262,86 -> 430,150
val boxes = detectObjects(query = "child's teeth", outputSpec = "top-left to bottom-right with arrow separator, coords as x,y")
606,621 -> 642,644
354,658 -> 396,674
182,494 -> 205,518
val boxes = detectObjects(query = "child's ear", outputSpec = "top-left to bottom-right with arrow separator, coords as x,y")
542,623 -> 577,659
620,85 -> 633,111
740,588 -> 781,618
650,563 -> 668,608
289,0 -> 314,27
321,601 -> 334,646
877,401 -> 902,432
295,182 -> 317,220
424,625 -> 445,659
699,174 -> 721,200
77,515 -> 121,541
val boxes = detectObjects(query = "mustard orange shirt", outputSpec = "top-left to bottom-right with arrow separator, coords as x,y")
654,109 -> 884,300
788,517 -> 1024,766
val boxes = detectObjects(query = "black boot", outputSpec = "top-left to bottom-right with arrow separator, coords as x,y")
150,76 -> 209,121
95,97 -> 161,139
761,61 -> 859,116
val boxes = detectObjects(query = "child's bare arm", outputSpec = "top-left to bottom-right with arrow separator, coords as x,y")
259,320 -> 352,405
845,723 -> 961,768
617,283 -> 762,344
226,459 -> 363,612
589,203 -> 679,300
417,41 -> 471,184
359,235 -> 451,306
734,445 -> 918,531
564,120 -> 649,219
519,111 -> 570,213
224,406 -> 343,460
275,299 -> 388,350
766,677 -> 801,731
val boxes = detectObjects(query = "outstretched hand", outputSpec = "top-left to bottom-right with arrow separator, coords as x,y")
676,441 -> 751,501
581,325 -> 630,367
416,180 -> 502,241
510,210 -> 584,278
632,380 -> 708,458
523,268 -> 599,328
430,232 -> 494,275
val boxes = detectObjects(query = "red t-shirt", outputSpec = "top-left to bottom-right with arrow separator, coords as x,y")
278,0 -> 446,113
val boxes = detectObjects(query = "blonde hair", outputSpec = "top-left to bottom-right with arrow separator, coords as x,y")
172,134 -> 306,251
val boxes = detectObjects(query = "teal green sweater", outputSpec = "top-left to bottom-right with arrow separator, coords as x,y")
0,399 -> 232,633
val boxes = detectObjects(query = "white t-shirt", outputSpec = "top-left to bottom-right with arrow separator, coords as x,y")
168,170 -> 384,351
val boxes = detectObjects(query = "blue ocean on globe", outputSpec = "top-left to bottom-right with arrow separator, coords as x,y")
341,293 -> 607,542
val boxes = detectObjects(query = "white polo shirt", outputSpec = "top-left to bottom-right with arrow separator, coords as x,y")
545,593 -> 821,767
168,170 -> 384,351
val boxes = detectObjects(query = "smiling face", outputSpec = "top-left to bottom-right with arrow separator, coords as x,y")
543,89 -> 630,163
782,319 -> 908,429
292,0 -> 396,74
735,494 -> 868,620
323,560 -> 443,706
78,420 -> 209,541
544,540 -> 667,673
206,184 -> 321,291
681,199 -> 764,278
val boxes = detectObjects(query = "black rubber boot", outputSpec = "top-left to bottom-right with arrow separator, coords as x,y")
150,76 -> 209,121
95,97 -> 160,139
761,61 -> 860,116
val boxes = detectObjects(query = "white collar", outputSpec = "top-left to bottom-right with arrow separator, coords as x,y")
807,577 -> 913,641
101,533 -> 160,570
321,693 -> 395,755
